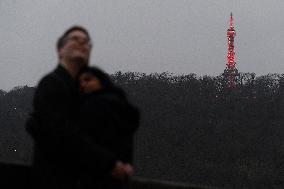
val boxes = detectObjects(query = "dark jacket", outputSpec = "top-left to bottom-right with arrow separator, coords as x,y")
26,65 -> 117,189
79,80 -> 140,188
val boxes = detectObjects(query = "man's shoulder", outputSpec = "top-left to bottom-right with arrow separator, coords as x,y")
36,67 -> 69,94
37,71 -> 60,88
38,66 -> 69,87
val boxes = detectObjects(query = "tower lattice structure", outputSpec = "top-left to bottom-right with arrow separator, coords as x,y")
224,12 -> 239,87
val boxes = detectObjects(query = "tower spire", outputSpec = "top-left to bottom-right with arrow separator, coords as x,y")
230,12 -> 233,28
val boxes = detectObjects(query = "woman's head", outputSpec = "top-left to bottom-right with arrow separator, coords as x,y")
78,66 -> 113,93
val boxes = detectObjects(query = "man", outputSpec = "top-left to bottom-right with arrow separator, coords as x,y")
26,26 -> 133,189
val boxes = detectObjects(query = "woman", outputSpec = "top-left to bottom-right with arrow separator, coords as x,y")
78,66 -> 140,189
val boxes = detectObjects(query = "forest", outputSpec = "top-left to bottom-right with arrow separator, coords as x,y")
1,72 -> 284,188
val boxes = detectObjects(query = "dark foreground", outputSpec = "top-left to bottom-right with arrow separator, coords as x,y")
2,73 -> 284,188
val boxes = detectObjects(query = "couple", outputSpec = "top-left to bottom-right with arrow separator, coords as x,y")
26,26 -> 139,189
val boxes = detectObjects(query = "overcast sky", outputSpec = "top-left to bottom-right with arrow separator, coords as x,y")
1,0 -> 284,91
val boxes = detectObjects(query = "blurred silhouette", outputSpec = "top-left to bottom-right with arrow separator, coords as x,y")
26,26 -> 139,189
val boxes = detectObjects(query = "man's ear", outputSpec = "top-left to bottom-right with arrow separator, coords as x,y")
58,48 -> 63,59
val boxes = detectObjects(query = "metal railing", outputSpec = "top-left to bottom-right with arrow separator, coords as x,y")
0,162 -> 219,189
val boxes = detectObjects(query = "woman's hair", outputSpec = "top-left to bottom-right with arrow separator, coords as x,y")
78,66 -> 127,99
78,66 -> 114,88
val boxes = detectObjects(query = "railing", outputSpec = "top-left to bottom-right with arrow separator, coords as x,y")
0,162 -> 218,189
130,177 -> 218,189
0,162 -> 31,187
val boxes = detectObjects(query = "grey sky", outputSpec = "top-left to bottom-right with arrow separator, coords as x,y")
1,0 -> 284,91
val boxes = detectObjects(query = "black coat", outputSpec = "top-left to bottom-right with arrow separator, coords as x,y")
79,87 -> 140,189
26,65 -> 117,189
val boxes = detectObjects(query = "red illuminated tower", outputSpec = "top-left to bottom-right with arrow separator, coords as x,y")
224,12 -> 239,87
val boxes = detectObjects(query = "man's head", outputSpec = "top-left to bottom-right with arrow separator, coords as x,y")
57,26 -> 92,67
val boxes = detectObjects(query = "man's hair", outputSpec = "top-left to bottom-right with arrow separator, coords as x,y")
56,25 -> 91,50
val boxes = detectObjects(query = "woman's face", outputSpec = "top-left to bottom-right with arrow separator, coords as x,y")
79,72 -> 102,93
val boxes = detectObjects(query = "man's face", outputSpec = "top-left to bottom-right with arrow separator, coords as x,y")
59,30 -> 92,66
